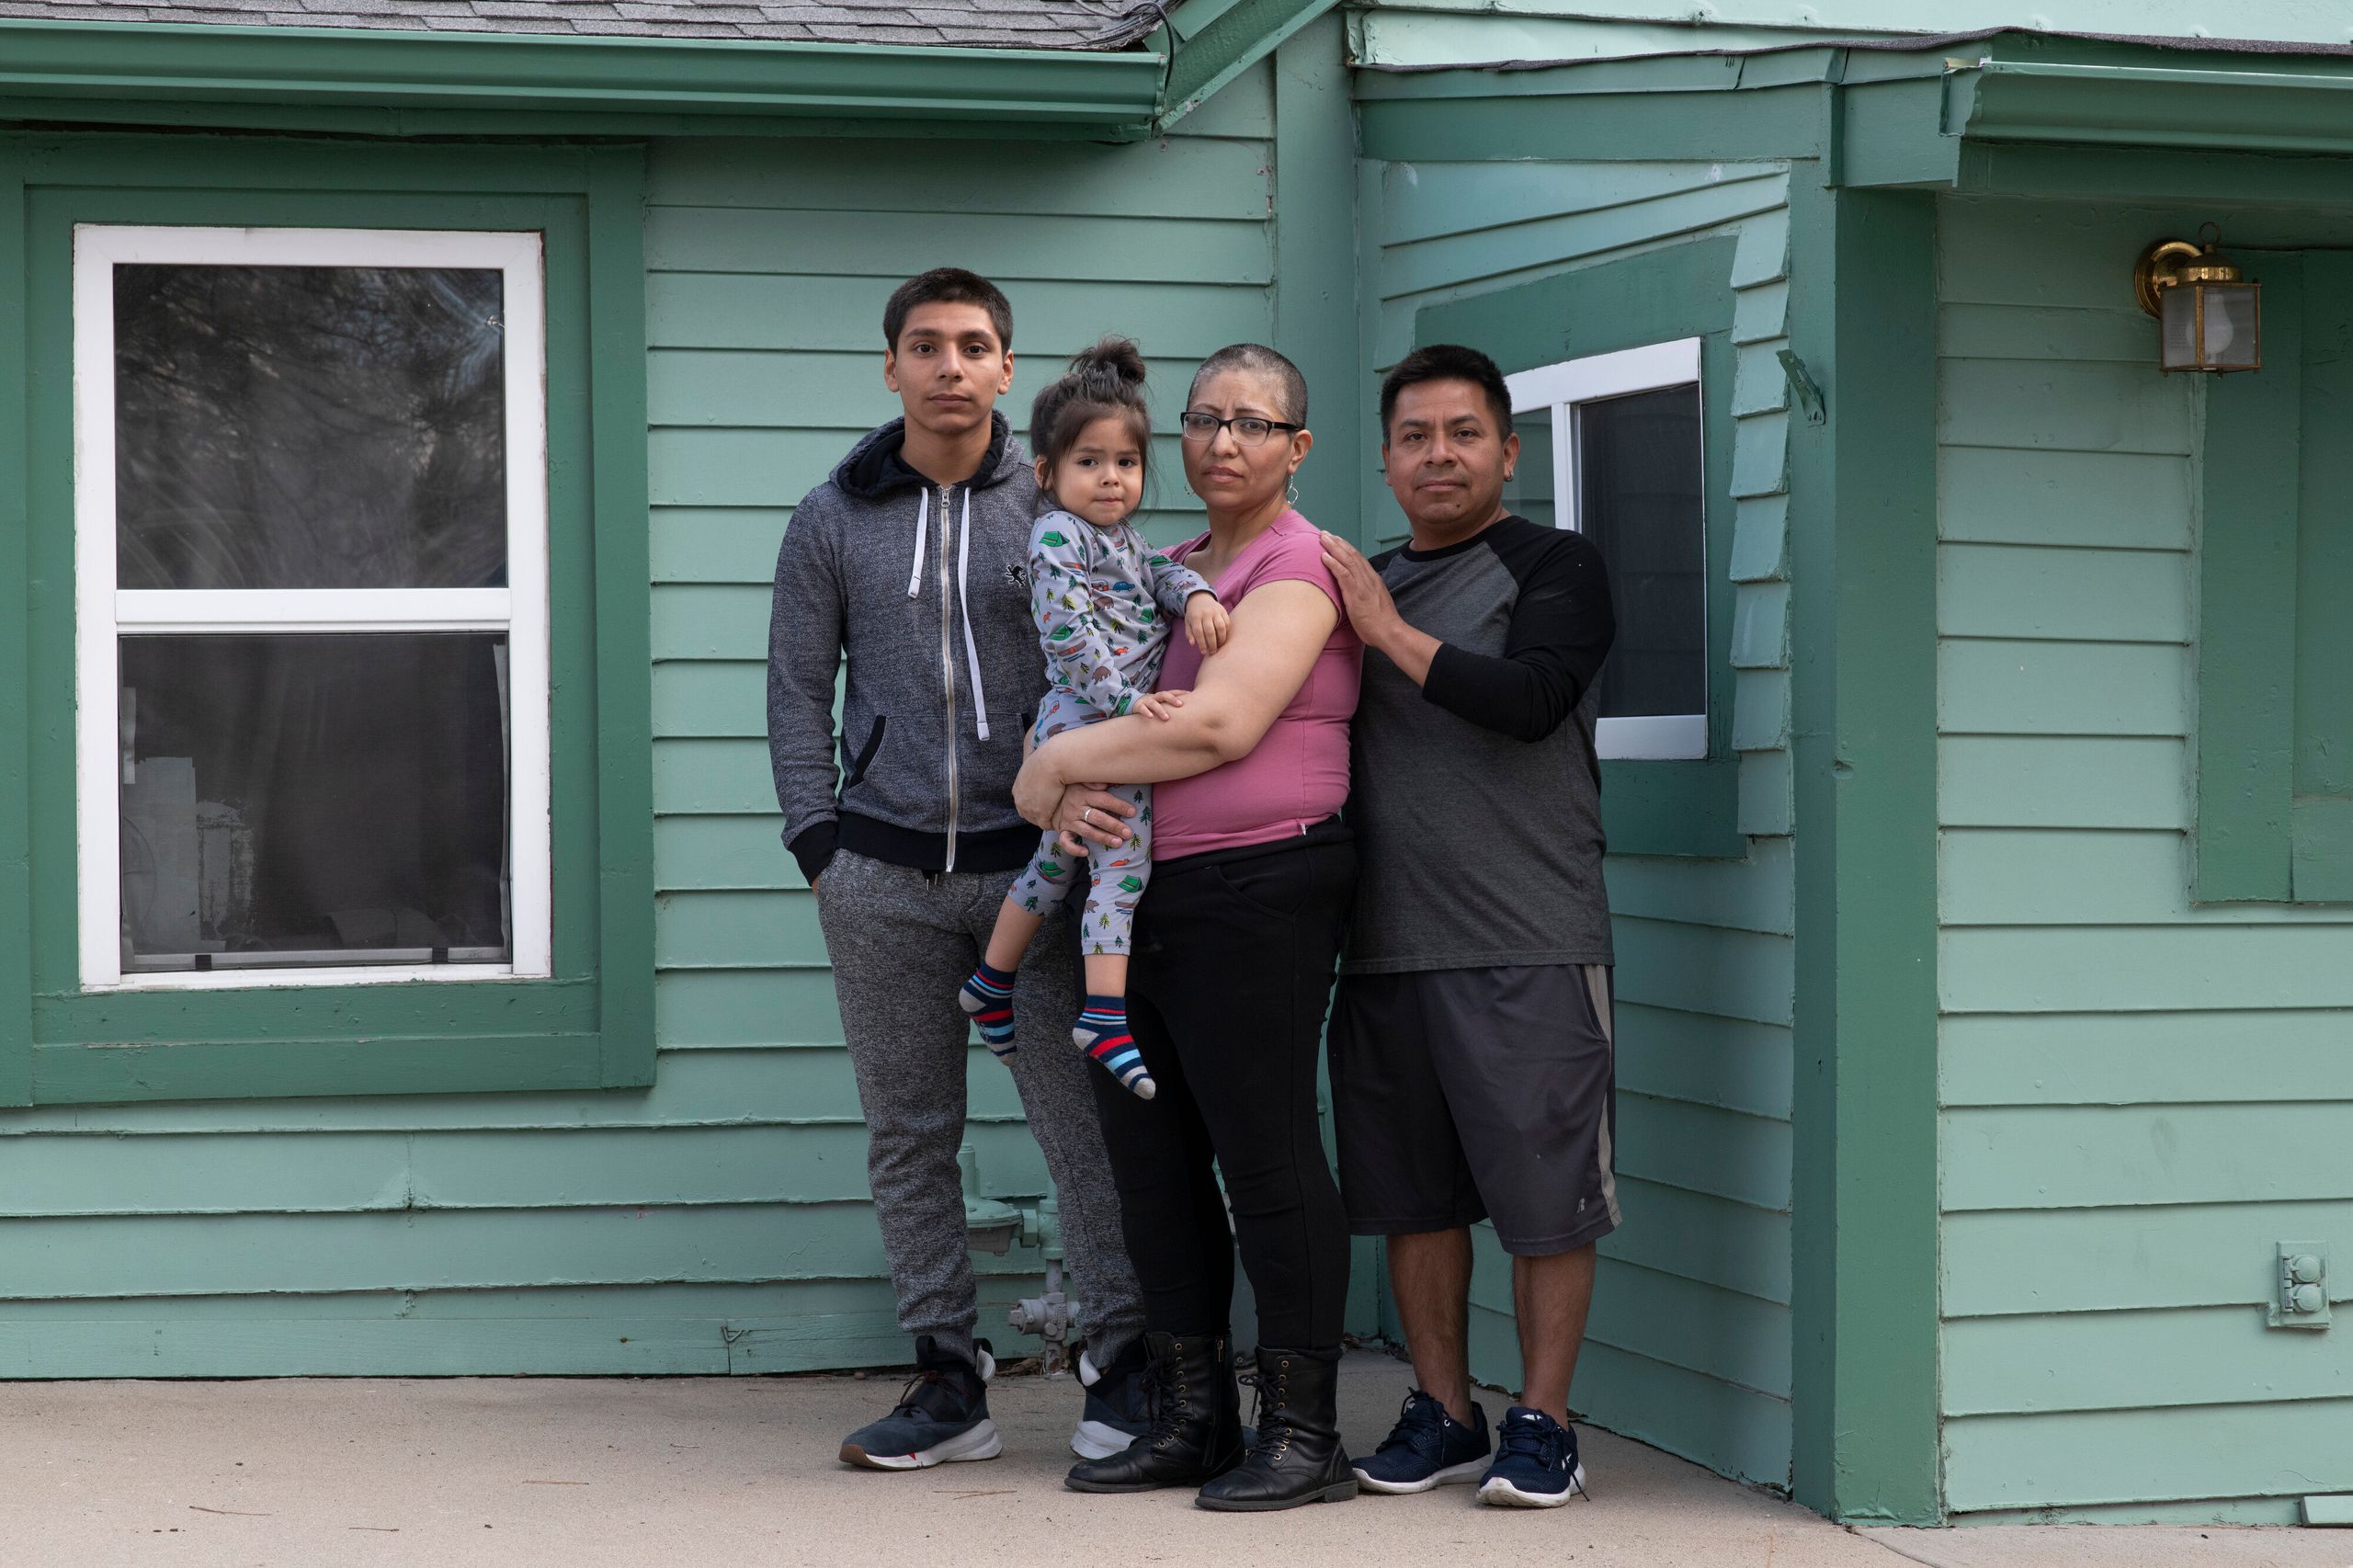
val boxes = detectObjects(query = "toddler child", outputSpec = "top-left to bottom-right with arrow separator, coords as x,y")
957,338 -> 1229,1098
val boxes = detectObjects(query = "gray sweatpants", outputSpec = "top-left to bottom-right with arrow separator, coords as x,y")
814,848 -> 1145,1367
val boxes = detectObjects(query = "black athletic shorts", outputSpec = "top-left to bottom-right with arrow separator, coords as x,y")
1327,963 -> 1620,1256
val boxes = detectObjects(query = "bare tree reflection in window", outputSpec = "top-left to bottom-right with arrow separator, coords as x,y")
113,265 -> 507,591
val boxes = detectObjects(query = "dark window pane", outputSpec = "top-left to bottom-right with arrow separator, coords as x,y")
118,634 -> 511,973
114,265 -> 507,590
1504,408 -> 1557,532
1576,385 -> 1706,719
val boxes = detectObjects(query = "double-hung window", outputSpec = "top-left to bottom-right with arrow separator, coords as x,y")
1505,338 -> 1709,761
74,226 -> 552,990
0,141 -> 653,1108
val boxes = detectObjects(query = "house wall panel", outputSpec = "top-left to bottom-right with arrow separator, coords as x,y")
0,86 -> 1286,1375
1933,193 -> 2353,1520
1937,447 -> 2192,551
0,1045 -> 1017,1138
1943,1303 -> 2353,1415
1945,1200 -> 2353,1316
651,507 -> 794,583
1937,543 -> 2190,643
648,273 -> 1273,357
655,813 -> 801,889
1943,1009 -> 2353,1107
1366,148 -> 1800,1487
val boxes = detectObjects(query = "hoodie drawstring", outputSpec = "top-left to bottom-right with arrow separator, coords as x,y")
956,489 -> 991,742
905,490 -> 929,600
911,486 -> 992,743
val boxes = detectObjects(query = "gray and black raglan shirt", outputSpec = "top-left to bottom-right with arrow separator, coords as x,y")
1344,515 -> 1617,973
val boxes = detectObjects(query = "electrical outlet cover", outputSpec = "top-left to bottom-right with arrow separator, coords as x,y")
2268,1241 -> 2333,1330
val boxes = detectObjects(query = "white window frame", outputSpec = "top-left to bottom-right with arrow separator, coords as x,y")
73,224 -> 553,992
1506,337 -> 1709,762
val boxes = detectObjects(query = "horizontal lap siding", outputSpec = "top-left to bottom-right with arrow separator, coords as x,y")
1934,197 -> 2353,1520
0,79 -> 1281,1377
1370,154 -> 1797,1487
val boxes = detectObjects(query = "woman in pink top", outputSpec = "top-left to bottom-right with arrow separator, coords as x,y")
1014,344 -> 1364,1512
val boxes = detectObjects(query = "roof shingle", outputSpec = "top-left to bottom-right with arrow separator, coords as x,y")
0,0 -> 1174,47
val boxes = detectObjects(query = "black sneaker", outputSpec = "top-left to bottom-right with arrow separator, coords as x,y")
1073,1338 -> 1154,1460
1351,1388 -> 1491,1494
1476,1406 -> 1586,1507
838,1336 -> 1002,1471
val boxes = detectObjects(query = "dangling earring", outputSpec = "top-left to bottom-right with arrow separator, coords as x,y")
1286,475 -> 1302,509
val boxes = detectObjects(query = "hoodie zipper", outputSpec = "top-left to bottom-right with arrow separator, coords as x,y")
937,480 -> 961,873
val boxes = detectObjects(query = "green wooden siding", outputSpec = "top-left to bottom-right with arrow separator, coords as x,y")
0,69 -> 1291,1376
1934,194 -> 2353,1522
1366,153 -> 1801,1487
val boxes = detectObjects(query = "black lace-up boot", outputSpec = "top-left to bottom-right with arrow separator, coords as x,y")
1063,1330 -> 1242,1493
1194,1345 -> 1358,1511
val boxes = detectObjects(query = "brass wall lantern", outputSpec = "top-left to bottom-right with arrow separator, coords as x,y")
2135,226 -> 2260,372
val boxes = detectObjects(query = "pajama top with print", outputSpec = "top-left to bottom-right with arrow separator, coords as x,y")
1006,508 -> 1213,956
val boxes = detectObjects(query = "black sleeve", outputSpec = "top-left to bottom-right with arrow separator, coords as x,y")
1419,526 -> 1615,744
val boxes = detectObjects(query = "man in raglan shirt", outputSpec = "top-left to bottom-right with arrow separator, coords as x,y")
767,268 -> 1148,1471
1317,344 -> 1619,1510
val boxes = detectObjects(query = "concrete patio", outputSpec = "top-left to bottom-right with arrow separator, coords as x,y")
1,1351 -> 2340,1567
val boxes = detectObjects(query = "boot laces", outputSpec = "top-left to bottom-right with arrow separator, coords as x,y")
1237,1364 -> 1294,1461
1144,1345 -> 1192,1449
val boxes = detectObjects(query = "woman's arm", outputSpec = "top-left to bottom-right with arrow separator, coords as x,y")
1144,547 -> 1214,619
1014,577 -> 1338,828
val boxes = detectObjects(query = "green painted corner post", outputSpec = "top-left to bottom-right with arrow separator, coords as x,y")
0,143 -> 28,1108
585,143 -> 658,1088
1273,12 -> 1359,548
1786,174 -> 1943,1524
1271,11 -> 1385,1338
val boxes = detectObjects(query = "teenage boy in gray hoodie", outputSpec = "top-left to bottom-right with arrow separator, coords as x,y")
767,268 -> 1149,1471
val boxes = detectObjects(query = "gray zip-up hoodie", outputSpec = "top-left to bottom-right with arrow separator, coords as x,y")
767,413 -> 1048,883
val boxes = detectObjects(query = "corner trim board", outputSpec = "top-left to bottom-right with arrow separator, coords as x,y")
1786,178 -> 1942,1523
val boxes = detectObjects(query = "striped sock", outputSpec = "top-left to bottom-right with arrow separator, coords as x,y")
1074,995 -> 1154,1100
959,961 -> 1018,1058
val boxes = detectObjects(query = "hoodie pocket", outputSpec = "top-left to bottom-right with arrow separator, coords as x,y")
844,716 -> 889,791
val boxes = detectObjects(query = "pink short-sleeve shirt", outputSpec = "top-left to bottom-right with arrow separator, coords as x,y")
1151,510 -> 1362,859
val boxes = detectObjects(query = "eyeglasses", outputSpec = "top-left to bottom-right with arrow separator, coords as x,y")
1177,412 -> 1302,446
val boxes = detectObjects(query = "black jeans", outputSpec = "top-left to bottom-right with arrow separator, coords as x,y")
1089,823 -> 1357,1349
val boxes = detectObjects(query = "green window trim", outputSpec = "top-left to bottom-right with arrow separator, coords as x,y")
1415,235 -> 1745,858
0,135 -> 654,1107
2194,252 -> 2353,904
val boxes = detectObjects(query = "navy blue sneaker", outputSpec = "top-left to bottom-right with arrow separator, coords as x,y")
1351,1388 -> 1491,1494
838,1336 -> 1002,1470
1073,1338 -> 1154,1460
1477,1406 -> 1587,1507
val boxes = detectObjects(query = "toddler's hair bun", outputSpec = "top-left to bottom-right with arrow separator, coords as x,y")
1030,334 -> 1154,491
1071,335 -> 1147,392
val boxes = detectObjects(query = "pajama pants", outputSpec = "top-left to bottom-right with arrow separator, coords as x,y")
1005,687 -> 1153,958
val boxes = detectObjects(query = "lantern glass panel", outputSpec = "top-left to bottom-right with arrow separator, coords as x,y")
2203,283 -> 2261,369
2160,287 -> 2200,369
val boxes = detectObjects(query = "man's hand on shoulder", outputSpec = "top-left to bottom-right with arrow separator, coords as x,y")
1319,531 -> 1402,649
1322,530 -> 1439,687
